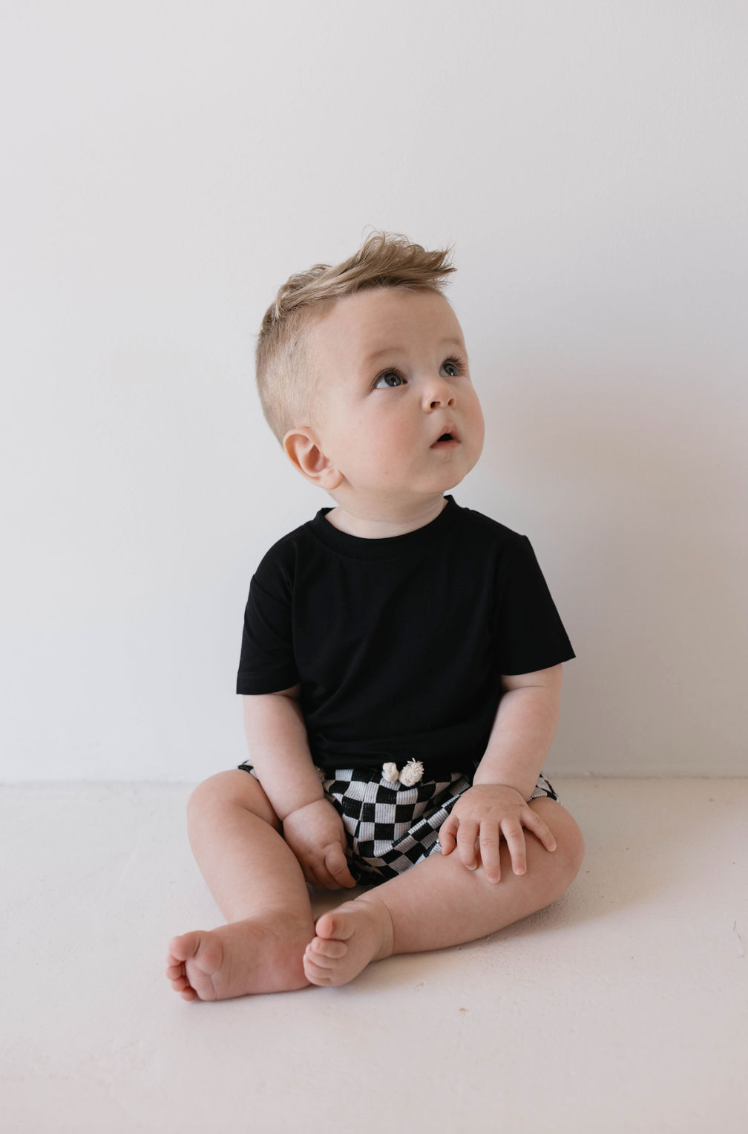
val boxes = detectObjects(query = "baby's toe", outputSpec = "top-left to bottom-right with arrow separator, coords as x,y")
303,954 -> 333,984
304,944 -> 335,970
173,980 -> 197,1000
168,933 -> 199,963
310,937 -> 348,960
165,956 -> 198,999
315,911 -> 357,941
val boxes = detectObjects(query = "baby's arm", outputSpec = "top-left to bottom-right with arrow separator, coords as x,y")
439,665 -> 563,880
243,690 -> 356,889
472,665 -> 563,799
242,689 -> 324,821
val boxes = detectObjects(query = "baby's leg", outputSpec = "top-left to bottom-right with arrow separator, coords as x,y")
303,798 -> 585,987
165,770 -> 316,1002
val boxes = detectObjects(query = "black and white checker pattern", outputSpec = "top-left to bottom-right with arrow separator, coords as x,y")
237,761 -> 560,885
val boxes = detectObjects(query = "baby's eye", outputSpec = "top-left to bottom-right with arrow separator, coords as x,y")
373,370 -> 405,389
372,355 -> 466,390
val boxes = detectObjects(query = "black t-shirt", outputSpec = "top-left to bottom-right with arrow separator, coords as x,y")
236,494 -> 575,777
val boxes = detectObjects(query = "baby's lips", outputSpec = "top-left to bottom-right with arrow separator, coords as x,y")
430,422 -> 460,446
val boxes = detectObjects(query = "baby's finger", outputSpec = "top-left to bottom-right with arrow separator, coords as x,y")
500,818 -> 528,875
456,820 -> 480,869
523,808 -> 558,853
438,816 -> 457,854
325,845 -> 357,888
476,827 -> 501,883
305,866 -> 325,891
306,851 -> 338,890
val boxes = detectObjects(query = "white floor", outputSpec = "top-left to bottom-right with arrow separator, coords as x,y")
2,778 -> 747,1134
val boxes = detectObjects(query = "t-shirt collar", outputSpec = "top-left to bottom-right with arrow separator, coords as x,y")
308,494 -> 462,560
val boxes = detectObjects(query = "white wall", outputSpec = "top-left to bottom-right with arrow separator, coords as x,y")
1,1 -> 746,783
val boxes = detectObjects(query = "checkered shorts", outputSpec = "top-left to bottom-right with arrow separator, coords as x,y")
237,760 -> 560,886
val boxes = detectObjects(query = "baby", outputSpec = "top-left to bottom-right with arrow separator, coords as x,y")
165,230 -> 586,1001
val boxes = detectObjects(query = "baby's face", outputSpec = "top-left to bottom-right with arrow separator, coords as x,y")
296,287 -> 485,506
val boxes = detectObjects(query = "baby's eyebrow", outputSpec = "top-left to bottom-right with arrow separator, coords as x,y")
360,336 -> 466,366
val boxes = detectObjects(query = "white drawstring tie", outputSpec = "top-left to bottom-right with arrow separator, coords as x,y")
382,759 -> 424,787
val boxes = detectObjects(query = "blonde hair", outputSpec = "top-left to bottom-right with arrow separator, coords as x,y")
254,228 -> 458,447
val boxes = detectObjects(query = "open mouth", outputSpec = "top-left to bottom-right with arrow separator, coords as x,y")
431,433 -> 460,448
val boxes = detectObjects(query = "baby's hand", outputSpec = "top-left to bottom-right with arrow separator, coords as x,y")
438,784 -> 557,883
281,798 -> 357,891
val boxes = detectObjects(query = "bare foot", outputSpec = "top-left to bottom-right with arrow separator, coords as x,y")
303,896 -> 394,987
165,913 -> 314,1001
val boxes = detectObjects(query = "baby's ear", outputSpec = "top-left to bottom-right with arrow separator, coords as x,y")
283,426 -> 333,478
282,427 -> 314,471
282,429 -> 342,489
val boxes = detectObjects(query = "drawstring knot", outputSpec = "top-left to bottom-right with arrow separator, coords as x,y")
382,759 -> 424,787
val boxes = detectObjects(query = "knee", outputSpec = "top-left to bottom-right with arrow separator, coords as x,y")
528,799 -> 586,885
186,771 -> 236,822
555,815 -> 586,883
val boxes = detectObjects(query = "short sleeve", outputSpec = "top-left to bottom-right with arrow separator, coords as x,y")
236,565 -> 299,695
494,535 -> 576,676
